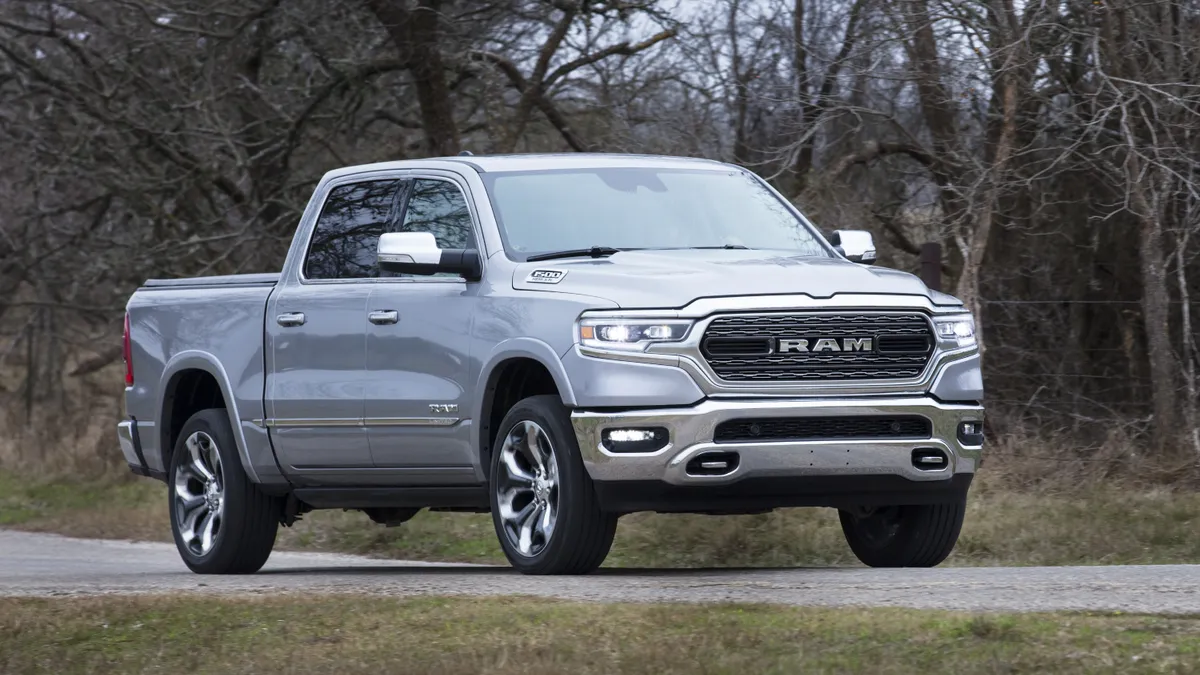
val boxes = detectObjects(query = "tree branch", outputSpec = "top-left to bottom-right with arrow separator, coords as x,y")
543,28 -> 677,88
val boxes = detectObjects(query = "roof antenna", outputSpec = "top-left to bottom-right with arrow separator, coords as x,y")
458,150 -> 474,156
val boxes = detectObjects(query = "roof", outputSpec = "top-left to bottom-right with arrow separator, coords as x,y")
320,152 -> 737,183
442,152 -> 733,173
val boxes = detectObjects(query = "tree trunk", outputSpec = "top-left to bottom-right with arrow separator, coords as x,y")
364,0 -> 460,156
1133,182 -> 1180,450
952,2 -> 1024,358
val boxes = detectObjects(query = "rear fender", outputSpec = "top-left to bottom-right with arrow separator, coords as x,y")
158,352 -> 264,483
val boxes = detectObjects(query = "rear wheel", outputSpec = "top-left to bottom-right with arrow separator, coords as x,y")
488,395 -> 617,575
838,500 -> 966,568
168,409 -> 281,574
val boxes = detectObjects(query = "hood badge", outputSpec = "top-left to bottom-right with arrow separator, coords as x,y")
527,269 -> 567,284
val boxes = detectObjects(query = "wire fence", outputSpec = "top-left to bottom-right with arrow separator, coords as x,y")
976,294 -> 1200,450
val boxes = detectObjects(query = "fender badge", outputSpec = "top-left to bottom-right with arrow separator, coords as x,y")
526,269 -> 567,284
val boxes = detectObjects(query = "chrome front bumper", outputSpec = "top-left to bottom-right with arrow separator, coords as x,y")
572,396 -> 983,487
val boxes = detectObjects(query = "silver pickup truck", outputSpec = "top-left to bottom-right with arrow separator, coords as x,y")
117,153 -> 984,576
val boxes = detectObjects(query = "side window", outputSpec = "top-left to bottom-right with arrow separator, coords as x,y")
398,179 -> 477,250
304,180 -> 405,280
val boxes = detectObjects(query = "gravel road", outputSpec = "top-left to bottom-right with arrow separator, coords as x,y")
3,529 -> 1198,614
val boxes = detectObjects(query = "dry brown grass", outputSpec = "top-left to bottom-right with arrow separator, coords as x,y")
0,363 -> 127,480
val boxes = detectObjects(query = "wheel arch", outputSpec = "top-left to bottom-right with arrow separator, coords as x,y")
158,352 -> 260,483
474,339 -> 575,482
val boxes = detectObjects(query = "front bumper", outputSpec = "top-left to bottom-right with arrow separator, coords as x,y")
572,396 -> 983,488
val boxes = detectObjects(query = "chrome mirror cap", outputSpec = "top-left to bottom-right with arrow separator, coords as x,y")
377,231 -> 441,265
830,230 -> 877,265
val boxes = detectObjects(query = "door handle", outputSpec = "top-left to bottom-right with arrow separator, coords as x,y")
276,312 -> 306,327
368,309 -> 399,325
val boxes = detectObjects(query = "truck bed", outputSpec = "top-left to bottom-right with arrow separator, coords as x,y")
142,273 -> 280,290
122,276 -> 277,479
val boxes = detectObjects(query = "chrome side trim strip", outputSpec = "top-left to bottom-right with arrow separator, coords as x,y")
370,417 -> 461,427
257,417 -> 461,428
267,418 -> 359,428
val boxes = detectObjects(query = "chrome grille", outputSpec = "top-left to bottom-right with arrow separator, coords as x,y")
700,312 -> 934,382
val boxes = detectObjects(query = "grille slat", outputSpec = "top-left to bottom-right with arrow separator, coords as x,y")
703,338 -> 773,356
714,415 -> 932,443
701,312 -> 934,382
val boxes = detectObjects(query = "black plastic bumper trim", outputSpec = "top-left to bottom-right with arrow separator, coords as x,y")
129,416 -> 150,473
127,462 -> 167,481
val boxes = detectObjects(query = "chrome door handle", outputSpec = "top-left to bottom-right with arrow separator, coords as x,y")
276,312 -> 306,327
368,309 -> 399,325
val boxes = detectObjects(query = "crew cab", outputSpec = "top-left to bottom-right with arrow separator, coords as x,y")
117,153 -> 984,575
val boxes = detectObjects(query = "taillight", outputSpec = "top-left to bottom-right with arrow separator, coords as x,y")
123,312 -> 134,387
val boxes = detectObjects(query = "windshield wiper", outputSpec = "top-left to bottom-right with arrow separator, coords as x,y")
652,244 -> 752,251
526,246 -> 630,262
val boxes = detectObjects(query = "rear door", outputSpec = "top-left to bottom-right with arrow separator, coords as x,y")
266,177 -> 407,484
363,176 -> 479,483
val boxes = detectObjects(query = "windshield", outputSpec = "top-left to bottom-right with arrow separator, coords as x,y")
480,168 -> 832,261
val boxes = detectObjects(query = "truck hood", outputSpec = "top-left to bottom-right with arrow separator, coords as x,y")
511,249 -> 961,309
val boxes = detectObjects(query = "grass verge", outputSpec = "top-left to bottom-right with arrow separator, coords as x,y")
3,468 -> 1200,567
3,594 -> 1198,674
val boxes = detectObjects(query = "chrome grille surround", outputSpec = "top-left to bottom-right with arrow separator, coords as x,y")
700,312 -> 935,383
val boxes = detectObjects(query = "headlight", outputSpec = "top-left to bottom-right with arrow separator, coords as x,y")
578,318 -> 693,352
933,314 -> 976,348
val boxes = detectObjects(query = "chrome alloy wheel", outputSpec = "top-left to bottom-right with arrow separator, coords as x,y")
173,431 -> 225,556
495,421 -> 559,557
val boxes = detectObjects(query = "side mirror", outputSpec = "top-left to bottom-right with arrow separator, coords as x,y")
829,230 -> 876,265
377,232 -> 482,281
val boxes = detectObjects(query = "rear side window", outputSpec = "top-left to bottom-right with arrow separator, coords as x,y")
304,180 -> 405,280
398,179 -> 477,250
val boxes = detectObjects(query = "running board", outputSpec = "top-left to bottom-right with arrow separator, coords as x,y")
291,485 -> 489,510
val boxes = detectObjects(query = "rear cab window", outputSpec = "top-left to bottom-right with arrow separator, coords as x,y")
303,179 -> 406,280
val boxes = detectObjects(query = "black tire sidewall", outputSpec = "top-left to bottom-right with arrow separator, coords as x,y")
488,395 -> 611,574
167,408 -> 265,573
838,500 -> 966,568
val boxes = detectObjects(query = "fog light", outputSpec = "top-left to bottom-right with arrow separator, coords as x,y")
601,427 -> 669,453
957,421 -> 984,446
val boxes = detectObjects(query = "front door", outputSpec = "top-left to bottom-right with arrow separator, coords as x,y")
266,177 -> 407,484
363,177 -> 478,485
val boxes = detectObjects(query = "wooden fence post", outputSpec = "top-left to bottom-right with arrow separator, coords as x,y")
919,242 -> 942,291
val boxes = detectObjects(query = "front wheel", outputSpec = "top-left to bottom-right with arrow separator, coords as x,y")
167,408 -> 281,574
488,395 -> 617,575
838,500 -> 966,568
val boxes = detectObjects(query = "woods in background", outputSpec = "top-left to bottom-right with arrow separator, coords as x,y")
1,0 -> 1198,460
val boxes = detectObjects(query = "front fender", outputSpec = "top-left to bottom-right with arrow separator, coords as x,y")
470,338 -> 577,481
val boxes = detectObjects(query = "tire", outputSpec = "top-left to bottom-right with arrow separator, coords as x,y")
837,500 -> 966,568
167,408 -> 281,574
488,395 -> 617,575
